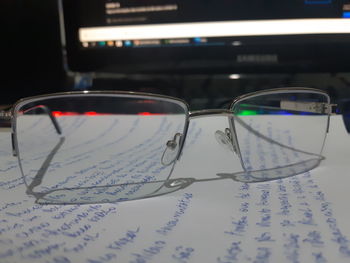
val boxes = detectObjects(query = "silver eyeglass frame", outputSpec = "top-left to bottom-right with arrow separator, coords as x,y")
0,87 -> 336,204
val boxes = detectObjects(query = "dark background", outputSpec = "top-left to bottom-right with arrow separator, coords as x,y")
2,0 -> 64,105
2,0 -> 350,112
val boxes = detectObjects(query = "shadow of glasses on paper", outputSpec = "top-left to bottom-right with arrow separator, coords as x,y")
10,89 -> 331,204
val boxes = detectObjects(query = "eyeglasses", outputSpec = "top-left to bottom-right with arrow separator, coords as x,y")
2,88 -> 335,204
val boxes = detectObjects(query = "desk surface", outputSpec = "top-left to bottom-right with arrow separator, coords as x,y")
0,116 -> 349,263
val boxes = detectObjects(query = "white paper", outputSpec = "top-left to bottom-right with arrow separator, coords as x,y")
0,116 -> 350,263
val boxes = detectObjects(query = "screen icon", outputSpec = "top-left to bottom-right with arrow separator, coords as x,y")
115,40 -> 123,47
124,40 -> 132,47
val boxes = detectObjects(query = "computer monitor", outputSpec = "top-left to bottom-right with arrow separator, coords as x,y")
59,0 -> 350,74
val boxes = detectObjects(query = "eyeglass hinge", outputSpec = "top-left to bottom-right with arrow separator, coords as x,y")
0,110 -> 12,120
327,104 -> 338,115
314,103 -> 337,115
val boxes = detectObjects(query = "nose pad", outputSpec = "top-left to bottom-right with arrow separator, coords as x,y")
215,128 -> 238,154
161,133 -> 182,166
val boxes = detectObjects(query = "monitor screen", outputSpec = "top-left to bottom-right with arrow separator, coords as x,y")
60,0 -> 350,73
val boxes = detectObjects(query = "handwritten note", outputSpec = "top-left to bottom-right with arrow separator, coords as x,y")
0,116 -> 350,262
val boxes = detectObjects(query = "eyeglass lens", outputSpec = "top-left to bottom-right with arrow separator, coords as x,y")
14,94 -> 188,203
231,91 -> 329,182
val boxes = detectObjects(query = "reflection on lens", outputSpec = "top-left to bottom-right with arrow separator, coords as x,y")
231,90 -> 329,179
14,94 -> 188,203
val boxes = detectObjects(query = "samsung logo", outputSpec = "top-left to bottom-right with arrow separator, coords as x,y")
237,54 -> 278,63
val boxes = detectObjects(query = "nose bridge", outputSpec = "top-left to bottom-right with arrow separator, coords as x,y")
189,109 -> 233,119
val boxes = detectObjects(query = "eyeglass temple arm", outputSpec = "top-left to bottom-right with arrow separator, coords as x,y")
189,101 -> 336,120
0,105 -> 62,157
22,105 -> 62,135
0,105 -> 62,134
280,101 -> 337,115
240,101 -> 337,115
